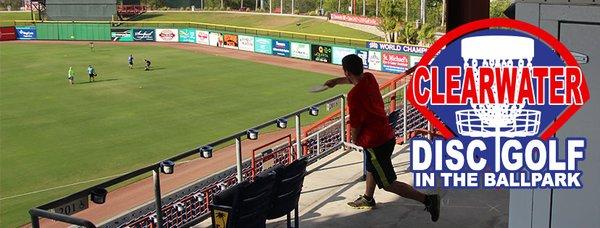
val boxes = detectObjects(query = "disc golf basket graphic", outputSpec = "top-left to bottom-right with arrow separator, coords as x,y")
455,35 -> 541,171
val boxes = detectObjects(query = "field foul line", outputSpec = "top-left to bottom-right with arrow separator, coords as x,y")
0,159 -> 198,201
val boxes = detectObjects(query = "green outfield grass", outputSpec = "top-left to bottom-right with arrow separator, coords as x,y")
0,42 -> 349,227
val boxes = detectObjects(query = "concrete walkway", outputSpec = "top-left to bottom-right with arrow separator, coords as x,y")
197,145 -> 509,227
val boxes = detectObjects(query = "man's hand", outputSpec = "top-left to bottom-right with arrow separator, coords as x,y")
324,78 -> 338,88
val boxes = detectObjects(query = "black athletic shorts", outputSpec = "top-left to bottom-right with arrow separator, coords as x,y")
364,139 -> 397,189
89,73 -> 94,77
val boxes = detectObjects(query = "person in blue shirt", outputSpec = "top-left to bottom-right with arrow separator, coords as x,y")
128,55 -> 134,69
87,65 -> 96,82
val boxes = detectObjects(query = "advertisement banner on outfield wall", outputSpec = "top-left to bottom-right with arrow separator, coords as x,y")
357,50 -> 369,68
224,34 -> 238,49
111,29 -> 133,42
368,51 -> 382,71
16,26 -> 36,40
238,35 -> 254,52
409,55 -> 422,67
272,39 -> 291,57
366,41 -> 428,55
156,29 -> 179,42
382,52 -> 409,73
290,42 -> 310,60
196,30 -> 210,45
311,44 -> 332,63
332,46 -> 357,65
254,37 -> 272,54
133,29 -> 155,42
178,29 -> 196,43
209,32 -> 223,47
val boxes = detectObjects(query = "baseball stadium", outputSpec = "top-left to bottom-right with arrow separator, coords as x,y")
0,0 -> 598,228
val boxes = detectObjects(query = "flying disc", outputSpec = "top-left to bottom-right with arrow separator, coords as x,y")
309,85 -> 329,93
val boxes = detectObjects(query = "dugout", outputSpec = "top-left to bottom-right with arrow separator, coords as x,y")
44,0 -> 117,21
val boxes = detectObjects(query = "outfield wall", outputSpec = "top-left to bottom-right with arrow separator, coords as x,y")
4,23 -> 428,74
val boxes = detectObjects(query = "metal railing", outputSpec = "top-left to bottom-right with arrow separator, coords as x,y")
30,94 -> 347,228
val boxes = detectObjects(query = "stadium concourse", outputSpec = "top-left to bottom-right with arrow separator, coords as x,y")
194,144 -> 509,228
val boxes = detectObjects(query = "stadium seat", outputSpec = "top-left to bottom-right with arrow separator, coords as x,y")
210,171 -> 277,228
266,158 -> 308,228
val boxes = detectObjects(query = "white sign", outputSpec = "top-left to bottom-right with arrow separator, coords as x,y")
155,29 -> 179,42
196,30 -> 209,45
238,35 -> 255,52
209,32 -> 223,47
410,55 -> 422,67
290,42 -> 311,60
332,47 -> 357,65
368,51 -> 382,71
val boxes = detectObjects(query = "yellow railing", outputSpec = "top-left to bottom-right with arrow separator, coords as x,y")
0,19 -> 428,49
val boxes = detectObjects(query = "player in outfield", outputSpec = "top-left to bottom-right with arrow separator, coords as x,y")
67,67 -> 75,85
128,55 -> 134,69
323,54 -> 440,222
87,65 -> 97,82
144,59 -> 151,71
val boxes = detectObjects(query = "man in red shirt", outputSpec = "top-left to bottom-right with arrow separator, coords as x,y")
324,54 -> 440,222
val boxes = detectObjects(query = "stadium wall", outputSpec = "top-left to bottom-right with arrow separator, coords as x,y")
5,22 -> 427,74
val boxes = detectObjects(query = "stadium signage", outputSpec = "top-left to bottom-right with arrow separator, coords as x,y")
272,39 -> 291,57
290,42 -> 311,60
330,13 -> 380,26
409,55 -> 422,68
311,44 -> 332,63
196,30 -> 209,45
224,34 -> 238,49
357,50 -> 369,68
367,51 -> 382,71
238,35 -> 255,52
133,29 -> 155,42
178,29 -> 196,43
332,46 -> 357,65
367,41 -> 428,55
254,37 -> 273,54
381,52 -> 409,73
156,29 -> 179,42
16,26 -> 36,40
111,29 -> 133,42
407,18 -> 589,189
209,32 -> 223,47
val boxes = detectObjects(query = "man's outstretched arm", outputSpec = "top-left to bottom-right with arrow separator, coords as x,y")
324,77 -> 351,88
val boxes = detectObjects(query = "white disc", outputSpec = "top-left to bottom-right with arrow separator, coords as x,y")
309,85 -> 329,93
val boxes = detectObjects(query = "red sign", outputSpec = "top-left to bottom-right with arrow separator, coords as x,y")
0,27 -> 17,41
330,13 -> 380,26
381,52 -> 409,73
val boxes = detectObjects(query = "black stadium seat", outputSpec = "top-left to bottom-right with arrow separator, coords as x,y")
266,158 -> 308,227
210,171 -> 277,228
211,158 -> 307,228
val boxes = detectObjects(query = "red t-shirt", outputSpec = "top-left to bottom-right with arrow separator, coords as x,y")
348,73 -> 395,148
